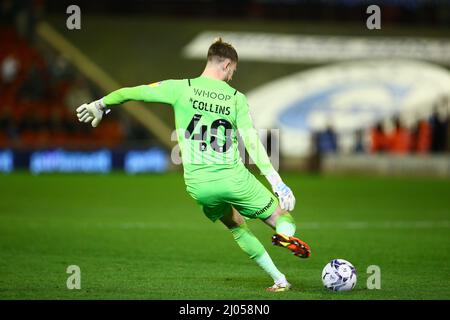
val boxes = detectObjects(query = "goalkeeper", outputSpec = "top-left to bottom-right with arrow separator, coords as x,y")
76,38 -> 310,292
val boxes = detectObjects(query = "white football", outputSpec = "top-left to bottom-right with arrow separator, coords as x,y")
322,259 -> 357,292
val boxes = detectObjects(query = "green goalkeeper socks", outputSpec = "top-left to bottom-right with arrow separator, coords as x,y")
230,224 -> 285,282
275,213 -> 296,237
230,224 -> 265,259
254,252 -> 285,283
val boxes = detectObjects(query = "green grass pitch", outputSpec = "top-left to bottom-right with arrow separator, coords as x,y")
0,172 -> 449,299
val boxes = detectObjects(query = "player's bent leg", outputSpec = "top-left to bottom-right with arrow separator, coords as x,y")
263,205 -> 311,259
220,207 -> 291,292
263,205 -> 295,235
219,206 -> 245,229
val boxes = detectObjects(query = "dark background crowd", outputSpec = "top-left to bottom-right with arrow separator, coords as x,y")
314,99 -> 450,155
0,0 -> 162,149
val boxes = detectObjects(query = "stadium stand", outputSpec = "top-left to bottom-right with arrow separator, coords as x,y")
0,26 -> 125,149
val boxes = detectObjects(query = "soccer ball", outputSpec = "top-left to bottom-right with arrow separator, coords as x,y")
322,259 -> 357,292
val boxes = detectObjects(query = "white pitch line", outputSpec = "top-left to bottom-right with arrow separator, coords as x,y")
90,220 -> 450,230
298,221 -> 450,230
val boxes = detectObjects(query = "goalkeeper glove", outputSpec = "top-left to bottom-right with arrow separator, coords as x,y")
265,170 -> 296,211
76,99 -> 110,128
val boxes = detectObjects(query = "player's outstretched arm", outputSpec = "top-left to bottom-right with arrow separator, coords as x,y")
236,93 -> 296,211
76,81 -> 182,127
76,85 -> 153,127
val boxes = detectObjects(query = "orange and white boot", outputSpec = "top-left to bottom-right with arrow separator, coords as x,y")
271,233 -> 311,258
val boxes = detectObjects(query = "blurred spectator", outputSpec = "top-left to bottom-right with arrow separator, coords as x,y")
370,122 -> 387,153
430,104 -> 449,153
411,117 -> 431,154
315,124 -> 338,154
354,129 -> 365,153
49,55 -> 72,84
14,0 -> 40,42
388,117 -> 412,154
1,55 -> 19,84
0,0 -> 41,41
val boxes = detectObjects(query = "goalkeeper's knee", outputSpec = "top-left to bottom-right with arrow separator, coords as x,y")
275,213 -> 296,237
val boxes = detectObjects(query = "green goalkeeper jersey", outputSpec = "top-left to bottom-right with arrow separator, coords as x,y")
103,76 -> 274,183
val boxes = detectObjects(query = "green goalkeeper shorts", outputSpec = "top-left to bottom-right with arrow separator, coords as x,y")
185,166 -> 278,222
